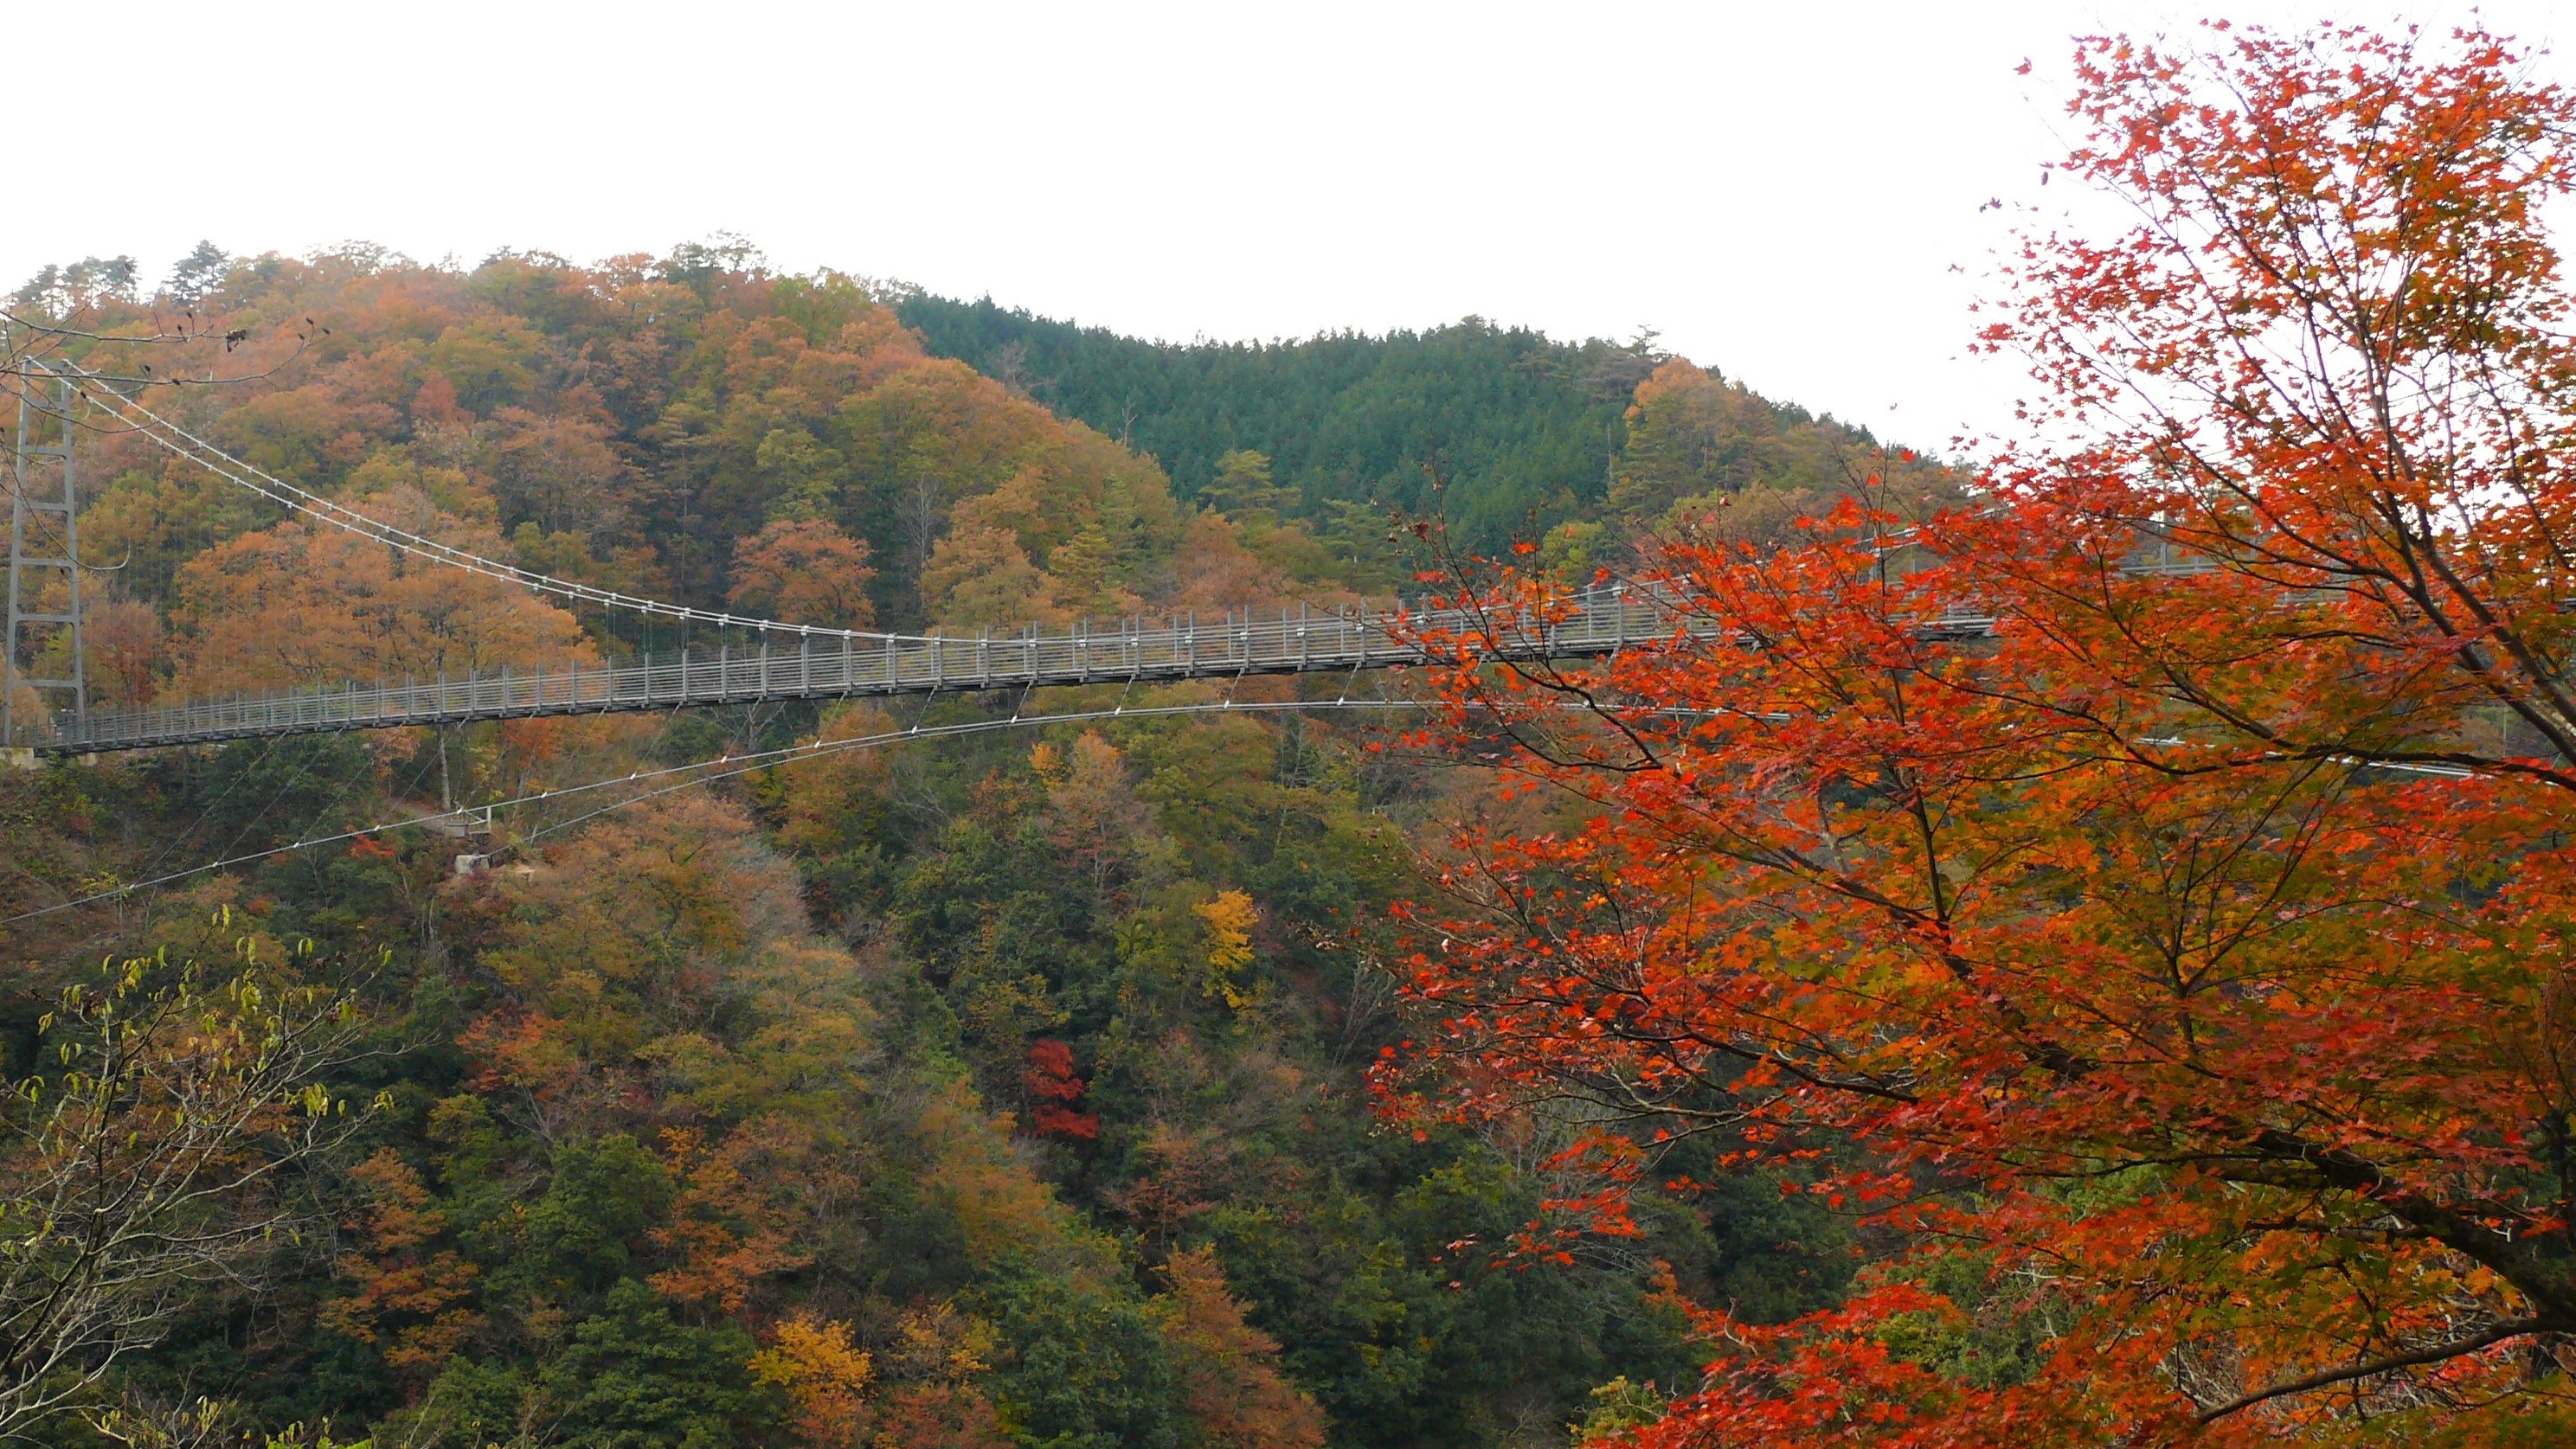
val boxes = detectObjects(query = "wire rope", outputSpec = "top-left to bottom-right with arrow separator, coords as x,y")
0,696 -> 1438,926
58,368 -> 1521,676
64,368 -> 889,641
3,680 -> 2457,932
143,729 -> 286,879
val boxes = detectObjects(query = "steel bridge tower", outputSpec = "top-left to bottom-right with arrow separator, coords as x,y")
4,362 -> 83,748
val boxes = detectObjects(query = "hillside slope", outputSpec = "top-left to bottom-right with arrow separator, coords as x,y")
0,245 -> 1898,1449
897,292 -> 1940,552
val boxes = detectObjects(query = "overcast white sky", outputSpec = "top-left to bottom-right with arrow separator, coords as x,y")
12,2 -> 2566,453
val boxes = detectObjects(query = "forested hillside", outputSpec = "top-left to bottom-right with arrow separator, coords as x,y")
895,292 -> 1932,553
0,245 -> 1925,1449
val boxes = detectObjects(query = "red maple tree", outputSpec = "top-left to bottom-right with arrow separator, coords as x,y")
1024,1038 -> 1102,1141
1384,22 -> 2576,1443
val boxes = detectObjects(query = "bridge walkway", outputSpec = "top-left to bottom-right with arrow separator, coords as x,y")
24,593 -> 1683,756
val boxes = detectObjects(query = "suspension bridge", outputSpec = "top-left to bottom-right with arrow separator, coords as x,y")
29,599 -> 1675,755
2,367 -> 1711,759
0,363 -> 2224,926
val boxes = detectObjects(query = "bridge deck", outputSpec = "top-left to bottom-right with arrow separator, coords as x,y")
23,595 -> 1686,755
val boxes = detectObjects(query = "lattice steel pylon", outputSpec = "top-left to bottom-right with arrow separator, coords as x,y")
4,362 -> 83,749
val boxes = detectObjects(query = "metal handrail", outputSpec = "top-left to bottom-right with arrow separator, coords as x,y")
23,588 -> 1682,755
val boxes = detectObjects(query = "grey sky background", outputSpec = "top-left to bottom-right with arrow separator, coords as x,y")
12,1 -> 2566,455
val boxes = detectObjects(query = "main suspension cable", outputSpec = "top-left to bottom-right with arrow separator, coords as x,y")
68,368 -> 884,640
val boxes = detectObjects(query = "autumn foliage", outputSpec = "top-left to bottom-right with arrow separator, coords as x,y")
5,204 -> 1820,1447
728,518 -> 877,631
1023,1039 -> 1101,1141
1389,22 -> 2576,1444
35,16 -> 2576,1447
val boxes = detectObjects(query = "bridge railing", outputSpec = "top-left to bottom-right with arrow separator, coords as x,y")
22,589 -> 1678,754
7,547 -> 2252,758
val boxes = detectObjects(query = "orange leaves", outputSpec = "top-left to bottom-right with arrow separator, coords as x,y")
1035,730 -> 1149,910
2000,23 -> 2576,716
728,518 -> 877,630
1153,1247 -> 1327,1449
490,405 -> 627,535
85,597 -> 164,709
455,1007 -> 581,1100
647,1119 -> 820,1315
1388,23 -> 2576,1442
319,1151 -> 484,1386
1634,1282 -> 1979,1446
920,524 -> 1056,630
168,497 -> 596,700
1102,1125 -> 1232,1244
473,792 -> 808,1076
